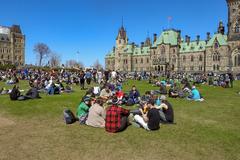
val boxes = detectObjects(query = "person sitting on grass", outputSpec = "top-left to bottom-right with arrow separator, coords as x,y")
168,84 -> 178,98
100,85 -> 112,101
76,96 -> 92,124
9,85 -> 21,100
133,99 -> 161,131
159,83 -> 167,95
155,95 -> 174,123
127,85 -> 140,106
105,96 -> 130,133
115,87 -> 125,104
86,98 -> 106,128
187,86 -> 204,101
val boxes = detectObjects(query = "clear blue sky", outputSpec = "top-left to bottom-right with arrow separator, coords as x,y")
0,0 -> 228,67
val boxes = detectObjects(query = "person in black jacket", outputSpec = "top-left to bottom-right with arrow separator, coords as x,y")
10,85 -> 21,100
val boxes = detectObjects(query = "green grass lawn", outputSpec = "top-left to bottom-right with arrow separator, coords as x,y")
0,80 -> 240,160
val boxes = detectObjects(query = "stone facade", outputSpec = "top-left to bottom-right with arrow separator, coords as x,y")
0,25 -> 25,66
105,0 -> 240,74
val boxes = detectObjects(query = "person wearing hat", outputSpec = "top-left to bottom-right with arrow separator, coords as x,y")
156,95 -> 174,123
105,96 -> 130,133
133,99 -> 161,131
76,96 -> 92,124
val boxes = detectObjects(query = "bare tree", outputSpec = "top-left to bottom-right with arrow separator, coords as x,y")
33,43 -> 51,66
93,59 -> 103,70
65,59 -> 84,68
49,52 -> 61,68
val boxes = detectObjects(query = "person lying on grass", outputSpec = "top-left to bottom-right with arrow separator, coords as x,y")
134,99 -> 161,131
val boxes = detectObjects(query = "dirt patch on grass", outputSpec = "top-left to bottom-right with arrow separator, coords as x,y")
0,116 -> 15,128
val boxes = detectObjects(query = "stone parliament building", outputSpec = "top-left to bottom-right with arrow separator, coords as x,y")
0,25 -> 25,66
105,0 -> 240,74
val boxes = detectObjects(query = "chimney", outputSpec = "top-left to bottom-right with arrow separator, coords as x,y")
141,42 -> 144,48
153,33 -> 157,43
185,35 -> 190,45
177,30 -> 181,44
196,35 -> 200,45
185,35 -> 188,43
207,32 -> 211,41
131,42 -> 135,51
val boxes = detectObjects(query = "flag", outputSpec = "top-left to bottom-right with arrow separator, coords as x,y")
168,16 -> 172,21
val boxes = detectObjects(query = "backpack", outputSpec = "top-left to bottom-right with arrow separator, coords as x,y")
63,109 -> 76,124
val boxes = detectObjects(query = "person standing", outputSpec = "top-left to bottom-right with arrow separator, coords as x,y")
229,73 -> 234,88
79,70 -> 85,90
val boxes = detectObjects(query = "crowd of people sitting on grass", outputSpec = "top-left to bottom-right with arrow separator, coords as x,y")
65,84 -> 175,133
0,67 -> 239,132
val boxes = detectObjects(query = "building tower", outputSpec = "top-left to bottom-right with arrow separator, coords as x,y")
116,25 -> 128,49
227,0 -> 240,41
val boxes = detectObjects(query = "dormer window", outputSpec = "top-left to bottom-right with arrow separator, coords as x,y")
214,42 -> 219,49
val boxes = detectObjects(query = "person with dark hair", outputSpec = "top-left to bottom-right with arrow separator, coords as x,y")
9,85 -> 21,100
76,96 -> 92,124
127,85 -> 140,105
105,96 -> 130,133
79,70 -> 85,90
156,95 -> 174,123
85,70 -> 92,85
229,73 -> 234,88
86,98 -> 106,128
133,99 -> 161,131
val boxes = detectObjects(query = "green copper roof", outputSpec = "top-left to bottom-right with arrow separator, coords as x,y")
153,30 -> 179,47
106,48 -> 115,58
133,46 -> 150,55
206,33 -> 228,47
123,44 -> 134,54
180,41 -> 206,53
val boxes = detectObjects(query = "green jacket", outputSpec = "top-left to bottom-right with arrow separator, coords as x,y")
76,102 -> 89,118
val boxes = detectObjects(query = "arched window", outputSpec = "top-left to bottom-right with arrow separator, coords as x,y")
135,59 -> 138,64
141,58 -> 143,63
146,58 -> 149,63
191,55 -> 194,62
238,54 -> 240,66
235,56 -> 237,66
217,53 -> 220,61
214,42 -> 219,49
217,65 -> 220,70
199,55 -> 203,61
183,55 -> 186,62
213,64 -> 216,71
172,55 -> 176,63
161,46 -> 165,55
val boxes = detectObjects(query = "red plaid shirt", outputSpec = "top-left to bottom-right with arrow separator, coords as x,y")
105,105 -> 130,133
